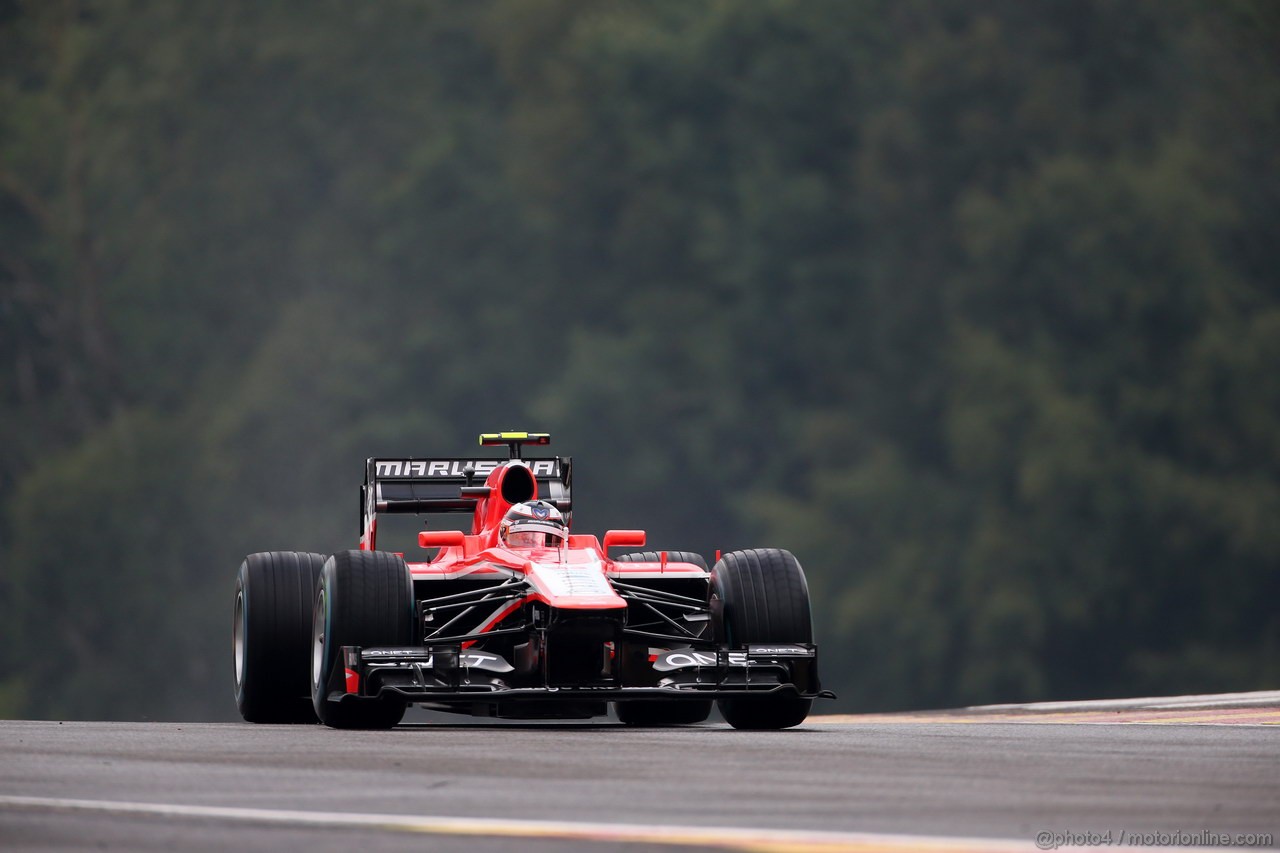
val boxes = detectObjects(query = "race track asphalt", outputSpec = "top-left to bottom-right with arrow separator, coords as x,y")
1,697 -> 1277,852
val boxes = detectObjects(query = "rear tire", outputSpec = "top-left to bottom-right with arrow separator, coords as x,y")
614,550 -> 712,725
233,551 -> 326,723
711,549 -> 813,730
311,550 -> 415,729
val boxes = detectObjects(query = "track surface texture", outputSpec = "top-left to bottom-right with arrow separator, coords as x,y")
2,693 -> 1278,852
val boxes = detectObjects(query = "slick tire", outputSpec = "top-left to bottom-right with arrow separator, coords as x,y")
613,550 -> 712,725
233,551 -> 327,723
614,551 -> 708,570
311,550 -> 415,729
711,549 -> 814,730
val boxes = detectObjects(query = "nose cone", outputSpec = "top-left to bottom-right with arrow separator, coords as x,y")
524,555 -> 627,610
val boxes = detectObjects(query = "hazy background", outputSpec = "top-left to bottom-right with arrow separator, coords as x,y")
2,0 -> 1277,721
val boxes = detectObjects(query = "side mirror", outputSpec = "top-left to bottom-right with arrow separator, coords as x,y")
419,530 -> 466,549
602,530 -> 646,549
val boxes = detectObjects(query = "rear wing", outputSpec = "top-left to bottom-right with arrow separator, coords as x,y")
360,456 -> 572,541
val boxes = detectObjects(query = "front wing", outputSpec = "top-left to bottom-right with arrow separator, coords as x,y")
321,643 -> 832,707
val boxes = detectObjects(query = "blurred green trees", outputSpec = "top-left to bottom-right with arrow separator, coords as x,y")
2,0 -> 1277,719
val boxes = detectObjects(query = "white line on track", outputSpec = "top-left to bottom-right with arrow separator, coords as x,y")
0,794 -> 1040,852
966,690 -> 1280,713
1,795 -> 1262,853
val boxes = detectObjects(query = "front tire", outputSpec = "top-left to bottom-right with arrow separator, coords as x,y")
233,551 -> 326,723
711,549 -> 814,730
311,550 -> 415,729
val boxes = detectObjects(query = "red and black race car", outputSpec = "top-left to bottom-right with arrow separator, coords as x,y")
233,432 -> 831,729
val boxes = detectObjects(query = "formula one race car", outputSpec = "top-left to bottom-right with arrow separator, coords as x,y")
232,432 -> 831,729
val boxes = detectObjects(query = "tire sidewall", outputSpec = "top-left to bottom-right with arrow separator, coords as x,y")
709,571 -> 729,645
311,556 -> 338,721
233,562 -> 252,713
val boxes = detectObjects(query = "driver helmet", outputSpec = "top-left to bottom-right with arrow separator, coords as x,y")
500,500 -> 567,549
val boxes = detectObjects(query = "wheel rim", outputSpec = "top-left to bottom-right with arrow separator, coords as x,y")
233,590 -> 246,687
312,588 -> 326,688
